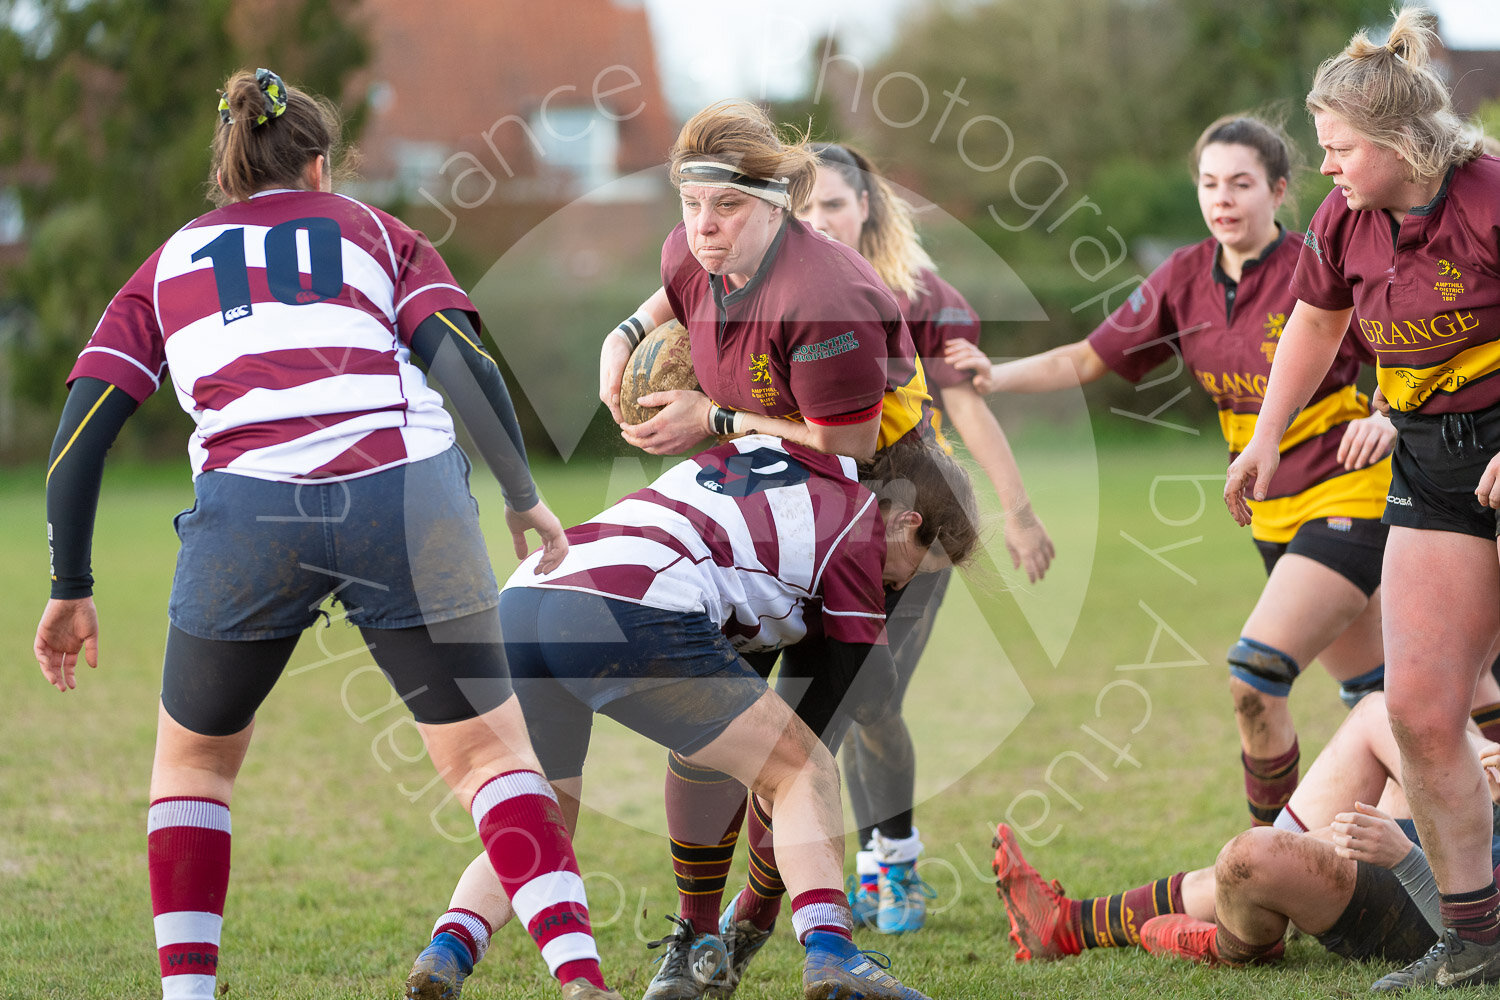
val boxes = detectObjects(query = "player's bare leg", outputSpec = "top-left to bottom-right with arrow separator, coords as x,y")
1374,529 -> 1500,990
688,692 -> 931,1000
1233,554 -> 1374,824
412,700 -> 618,999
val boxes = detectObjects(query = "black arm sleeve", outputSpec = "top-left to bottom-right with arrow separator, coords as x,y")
409,309 -> 540,512
46,377 -> 138,598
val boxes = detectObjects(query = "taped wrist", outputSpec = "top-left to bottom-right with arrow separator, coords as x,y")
710,405 -> 742,437
1227,637 -> 1300,698
611,310 -> 653,349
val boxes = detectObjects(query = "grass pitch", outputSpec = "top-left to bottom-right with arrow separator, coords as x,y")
0,425 -> 1385,998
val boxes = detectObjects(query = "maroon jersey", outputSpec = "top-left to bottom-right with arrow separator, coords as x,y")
1293,155 -> 1500,415
1090,231 -> 1387,542
69,189 -> 471,482
662,218 -> 930,448
898,269 -> 980,391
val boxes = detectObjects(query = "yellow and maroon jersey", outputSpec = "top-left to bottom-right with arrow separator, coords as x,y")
897,269 -> 979,452
662,218 -> 931,450
899,270 -> 980,390
1293,155 -> 1500,416
1090,231 -> 1387,543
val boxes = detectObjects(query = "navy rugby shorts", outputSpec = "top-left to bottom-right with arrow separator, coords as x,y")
168,445 -> 499,640
500,587 -> 767,780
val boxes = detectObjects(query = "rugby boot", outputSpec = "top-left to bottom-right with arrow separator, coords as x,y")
560,980 -> 626,1000
405,932 -> 472,1000
991,822 -> 1080,961
711,901 -> 774,998
1371,928 -> 1500,992
1139,914 -> 1284,967
875,861 -> 936,935
847,850 -> 880,928
801,930 -> 931,1000
643,914 -> 730,1000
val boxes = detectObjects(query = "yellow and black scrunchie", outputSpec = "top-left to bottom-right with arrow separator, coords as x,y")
217,67 -> 288,127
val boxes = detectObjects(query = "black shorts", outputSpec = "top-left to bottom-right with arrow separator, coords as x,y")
1254,516 -> 1388,597
1386,409 -> 1500,539
1315,860 -> 1436,964
501,588 -> 766,780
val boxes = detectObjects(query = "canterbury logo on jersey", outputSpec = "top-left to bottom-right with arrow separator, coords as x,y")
696,447 -> 810,496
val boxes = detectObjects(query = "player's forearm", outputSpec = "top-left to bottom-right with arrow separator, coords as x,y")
45,378 -> 136,598
940,384 -> 1036,517
987,340 -> 1107,394
611,288 -> 674,349
733,410 -> 879,462
411,309 -> 540,512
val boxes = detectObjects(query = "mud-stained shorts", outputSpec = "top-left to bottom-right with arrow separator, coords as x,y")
500,587 -> 767,779
1315,860 -> 1437,964
168,445 -> 499,640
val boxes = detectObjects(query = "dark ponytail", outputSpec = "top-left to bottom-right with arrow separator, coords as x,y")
209,68 -> 343,205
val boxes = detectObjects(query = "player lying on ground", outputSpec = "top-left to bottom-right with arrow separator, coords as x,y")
992,692 -> 1500,978
406,434 -> 978,1000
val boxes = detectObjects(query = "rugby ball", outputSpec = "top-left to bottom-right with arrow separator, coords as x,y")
620,319 -> 700,424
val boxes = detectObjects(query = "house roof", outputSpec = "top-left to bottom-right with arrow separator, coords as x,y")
352,0 -> 678,187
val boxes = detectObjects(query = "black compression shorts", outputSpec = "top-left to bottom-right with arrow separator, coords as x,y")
1315,859 -> 1437,964
1255,516 -> 1388,597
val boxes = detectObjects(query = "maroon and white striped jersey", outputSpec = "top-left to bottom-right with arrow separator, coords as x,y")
506,435 -> 889,650
69,188 -> 474,482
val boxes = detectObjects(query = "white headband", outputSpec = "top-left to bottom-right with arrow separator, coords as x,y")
677,160 -> 791,209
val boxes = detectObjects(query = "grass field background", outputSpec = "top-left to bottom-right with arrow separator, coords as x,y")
0,422 -> 1385,999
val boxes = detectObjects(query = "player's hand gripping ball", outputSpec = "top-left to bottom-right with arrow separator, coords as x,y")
619,319 -> 700,424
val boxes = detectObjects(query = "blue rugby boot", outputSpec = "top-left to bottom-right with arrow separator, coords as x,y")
801,930 -> 931,1000
405,931 -> 473,1000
